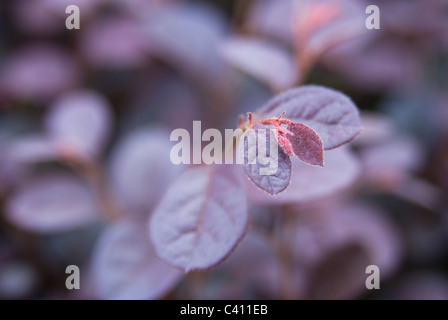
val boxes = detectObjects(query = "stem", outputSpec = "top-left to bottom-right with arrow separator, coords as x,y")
389,176 -> 444,212
263,206 -> 300,300
61,152 -> 126,222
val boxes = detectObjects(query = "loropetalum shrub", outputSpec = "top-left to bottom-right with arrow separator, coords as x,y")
150,85 -> 361,271
2,0 -> 448,300
0,0 -> 387,300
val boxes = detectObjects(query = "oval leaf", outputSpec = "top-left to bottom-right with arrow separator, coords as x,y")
145,3 -> 228,84
287,123 -> 324,166
80,17 -> 149,68
360,135 -> 424,175
5,135 -> 60,164
149,165 -> 248,271
256,85 -> 362,150
238,124 -> 292,195
248,147 -> 359,204
294,0 -> 366,57
0,45 -> 79,101
246,0 -> 294,44
219,36 -> 298,92
5,174 -> 100,233
353,112 -> 395,147
92,219 -> 183,300
109,128 -> 183,216
46,90 -> 113,157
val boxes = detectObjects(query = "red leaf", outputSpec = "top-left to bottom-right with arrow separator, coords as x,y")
278,133 -> 293,156
248,147 -> 360,204
255,85 -> 362,150
287,123 -> 324,166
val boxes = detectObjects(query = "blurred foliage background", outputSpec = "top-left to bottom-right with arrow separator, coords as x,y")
0,0 -> 448,300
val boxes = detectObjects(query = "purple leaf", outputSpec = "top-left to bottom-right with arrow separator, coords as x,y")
5,174 -> 100,233
219,36 -> 298,92
39,0 -> 104,17
114,0 -> 174,19
322,37 -> 419,92
287,123 -> 324,166
239,124 -> 292,195
359,135 -> 424,189
246,0 -> 294,44
12,0 -> 104,36
248,147 -> 359,204
108,128 -> 183,216
5,135 -> 60,164
361,135 -> 424,176
12,0 -> 64,36
0,45 -> 79,101
149,165 -> 248,271
352,112 -> 395,147
294,0 -> 366,56
144,3 -> 229,84
45,90 -> 113,157
255,85 -> 362,150
92,219 -> 183,300
246,0 -> 365,55
80,17 -> 149,68
0,136 -> 29,195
